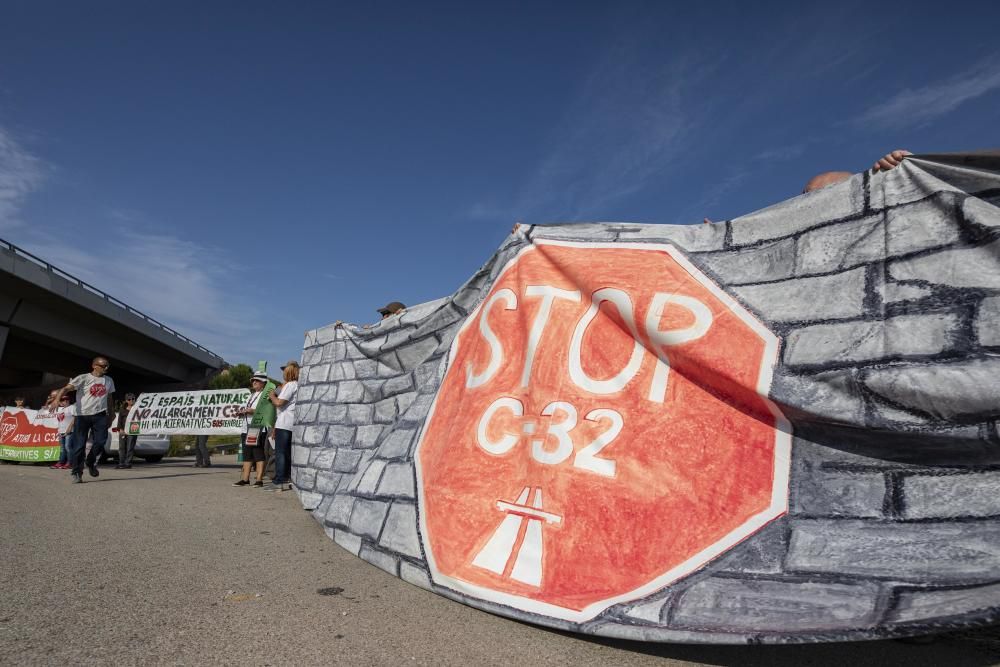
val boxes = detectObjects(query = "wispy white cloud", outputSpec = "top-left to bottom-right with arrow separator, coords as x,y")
465,200 -> 518,224
26,230 -> 246,340
0,126 -> 46,232
458,4 -> 894,226
106,207 -> 148,223
0,121 -> 298,369
16,226 -> 299,368
691,169 -> 750,216
501,5 -> 872,224
512,41 -> 715,221
755,144 -> 806,162
853,57 -> 1000,129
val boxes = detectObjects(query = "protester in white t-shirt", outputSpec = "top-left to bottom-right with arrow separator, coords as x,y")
51,395 -> 77,470
53,356 -> 116,483
267,361 -> 299,490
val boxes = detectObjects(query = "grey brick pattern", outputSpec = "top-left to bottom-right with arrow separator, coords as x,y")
293,152 -> 1000,643
290,237 -> 525,604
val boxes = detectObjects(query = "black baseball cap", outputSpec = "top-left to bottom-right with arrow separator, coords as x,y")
377,301 -> 406,315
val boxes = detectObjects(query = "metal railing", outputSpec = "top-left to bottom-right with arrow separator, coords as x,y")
1,237 -> 223,360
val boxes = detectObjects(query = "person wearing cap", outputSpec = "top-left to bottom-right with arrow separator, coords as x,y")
232,373 -> 273,487
115,393 -> 138,469
267,361 -> 300,491
377,301 -> 407,319
333,301 -> 407,330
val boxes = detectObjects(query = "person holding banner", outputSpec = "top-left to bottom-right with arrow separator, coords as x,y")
42,390 -> 61,469
267,361 -> 299,491
53,356 -> 116,484
194,435 -> 212,468
51,394 -> 76,470
115,394 -> 138,469
35,389 -> 62,470
232,371 -> 276,487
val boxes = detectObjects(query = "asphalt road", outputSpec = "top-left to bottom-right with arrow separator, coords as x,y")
1,457 -> 999,667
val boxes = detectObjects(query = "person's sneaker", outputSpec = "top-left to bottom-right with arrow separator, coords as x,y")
115,464 -> 126,469
193,462 -> 203,468
71,473 -> 83,484
87,464 -> 99,477
253,481 -> 264,488
232,480 -> 250,486
49,463 -> 61,469
121,464 -> 132,469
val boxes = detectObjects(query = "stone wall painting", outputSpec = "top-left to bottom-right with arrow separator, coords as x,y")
292,151 -> 1000,643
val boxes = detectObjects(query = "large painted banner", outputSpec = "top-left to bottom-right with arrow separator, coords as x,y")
0,407 -> 61,462
126,389 -> 251,435
292,151 -> 1000,643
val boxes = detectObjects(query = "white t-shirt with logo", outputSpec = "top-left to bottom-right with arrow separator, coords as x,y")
57,404 -> 77,434
69,373 -> 116,416
274,381 -> 298,431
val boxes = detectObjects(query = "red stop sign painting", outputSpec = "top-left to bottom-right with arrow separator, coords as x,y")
414,240 -> 790,621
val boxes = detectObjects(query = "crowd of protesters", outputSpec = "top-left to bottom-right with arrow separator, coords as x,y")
230,361 -> 299,490
1,355 -> 300,491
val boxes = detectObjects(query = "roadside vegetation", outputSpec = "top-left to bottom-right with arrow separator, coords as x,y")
168,434 -> 240,457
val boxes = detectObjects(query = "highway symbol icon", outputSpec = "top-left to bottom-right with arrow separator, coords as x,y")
471,486 -> 562,587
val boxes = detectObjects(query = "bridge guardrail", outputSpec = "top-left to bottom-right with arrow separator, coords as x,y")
1,237 -> 223,360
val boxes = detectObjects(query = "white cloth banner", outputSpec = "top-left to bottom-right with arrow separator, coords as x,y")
0,406 -> 61,461
126,389 -> 251,435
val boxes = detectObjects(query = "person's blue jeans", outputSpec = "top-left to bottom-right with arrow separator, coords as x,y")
69,412 -> 109,476
58,434 -> 71,465
272,427 -> 292,484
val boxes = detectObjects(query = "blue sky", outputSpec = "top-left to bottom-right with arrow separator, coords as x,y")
1,1 -> 998,374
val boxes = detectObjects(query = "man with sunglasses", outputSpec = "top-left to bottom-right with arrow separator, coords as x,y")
53,356 -> 117,484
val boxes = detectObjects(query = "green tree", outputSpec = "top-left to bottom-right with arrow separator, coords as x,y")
208,363 -> 253,390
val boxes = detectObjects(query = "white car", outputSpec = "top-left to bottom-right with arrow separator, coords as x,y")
93,417 -> 171,463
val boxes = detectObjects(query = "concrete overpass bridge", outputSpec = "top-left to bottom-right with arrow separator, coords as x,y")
1,238 -> 225,400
